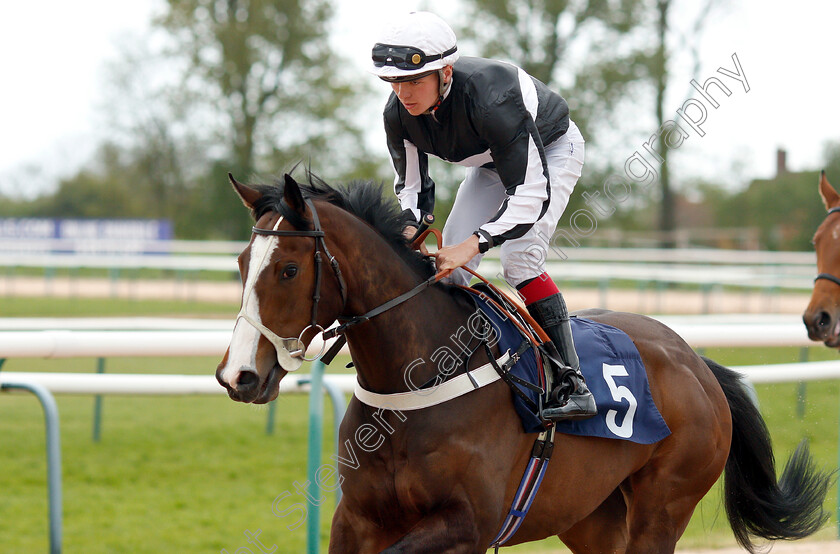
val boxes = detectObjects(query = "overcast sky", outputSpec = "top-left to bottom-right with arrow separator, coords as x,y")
1,0 -> 837,199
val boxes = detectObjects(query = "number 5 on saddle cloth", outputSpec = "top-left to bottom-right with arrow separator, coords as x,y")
464,284 -> 670,443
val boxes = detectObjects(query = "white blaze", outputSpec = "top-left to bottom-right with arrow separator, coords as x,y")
219,217 -> 303,386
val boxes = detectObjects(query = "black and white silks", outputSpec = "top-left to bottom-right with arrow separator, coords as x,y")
384,57 -> 570,253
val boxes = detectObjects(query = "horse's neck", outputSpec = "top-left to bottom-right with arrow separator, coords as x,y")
346,285 -> 471,393
326,210 -> 472,394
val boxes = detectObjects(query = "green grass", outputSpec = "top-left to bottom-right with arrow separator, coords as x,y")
0,296 -> 238,318
6,266 -> 238,283
0,352 -> 345,553
2,296 -> 840,552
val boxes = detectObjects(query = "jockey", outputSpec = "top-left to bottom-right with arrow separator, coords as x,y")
370,11 -> 596,422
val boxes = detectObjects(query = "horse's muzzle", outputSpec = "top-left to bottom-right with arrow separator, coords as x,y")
803,308 -> 840,347
216,364 -> 283,404
224,368 -> 259,402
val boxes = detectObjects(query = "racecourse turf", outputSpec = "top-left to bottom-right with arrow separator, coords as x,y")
1,296 -> 839,552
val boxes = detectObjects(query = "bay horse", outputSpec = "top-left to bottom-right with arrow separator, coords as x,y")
804,171 -> 840,346
216,173 -> 831,553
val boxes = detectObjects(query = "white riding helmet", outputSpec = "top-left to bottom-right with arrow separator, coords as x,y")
370,11 -> 459,83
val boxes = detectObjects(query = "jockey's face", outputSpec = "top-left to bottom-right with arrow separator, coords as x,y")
390,68 -> 449,116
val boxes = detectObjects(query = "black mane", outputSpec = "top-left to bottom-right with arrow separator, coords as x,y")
249,172 -> 436,279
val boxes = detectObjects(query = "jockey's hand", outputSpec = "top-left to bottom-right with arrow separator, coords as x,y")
402,226 -> 418,241
403,226 -> 429,256
434,234 -> 480,275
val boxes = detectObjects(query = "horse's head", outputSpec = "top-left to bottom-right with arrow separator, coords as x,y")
803,172 -> 840,347
216,173 -> 346,403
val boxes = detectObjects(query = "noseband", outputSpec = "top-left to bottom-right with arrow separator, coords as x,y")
814,207 -> 840,288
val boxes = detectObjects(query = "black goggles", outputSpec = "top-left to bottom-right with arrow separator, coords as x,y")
372,43 -> 457,70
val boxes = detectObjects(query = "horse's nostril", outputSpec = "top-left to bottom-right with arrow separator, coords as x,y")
817,311 -> 832,329
237,370 -> 259,391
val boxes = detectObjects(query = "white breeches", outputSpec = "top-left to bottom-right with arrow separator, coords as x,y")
443,120 -> 585,287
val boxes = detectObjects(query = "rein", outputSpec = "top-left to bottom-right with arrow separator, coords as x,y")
814,206 -> 840,288
322,227 -> 550,367
321,275 -> 438,341
416,228 -> 551,347
324,226 -> 458,340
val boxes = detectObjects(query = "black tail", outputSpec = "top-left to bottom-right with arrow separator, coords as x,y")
703,356 -> 834,553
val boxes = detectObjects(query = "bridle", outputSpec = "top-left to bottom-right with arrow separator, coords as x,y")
245,198 -> 347,364
814,206 -> 840,288
248,197 -> 438,365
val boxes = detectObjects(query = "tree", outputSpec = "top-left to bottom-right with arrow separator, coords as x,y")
455,0 -> 725,246
7,2 -> 390,239
647,0 -> 720,246
652,0 -> 673,244
29,144 -> 144,219
156,0 -> 372,176
704,142 -> 840,251
70,0 -> 381,239
455,0 -> 652,144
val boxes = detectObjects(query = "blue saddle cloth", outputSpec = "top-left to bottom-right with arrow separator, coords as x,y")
468,290 -> 670,444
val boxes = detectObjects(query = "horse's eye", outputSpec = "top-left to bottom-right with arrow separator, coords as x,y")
281,264 -> 298,280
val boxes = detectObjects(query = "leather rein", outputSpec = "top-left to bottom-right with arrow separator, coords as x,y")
814,206 -> 840,288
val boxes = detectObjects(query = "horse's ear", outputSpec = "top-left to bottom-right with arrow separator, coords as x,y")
283,173 -> 306,214
819,170 -> 840,211
229,173 -> 262,210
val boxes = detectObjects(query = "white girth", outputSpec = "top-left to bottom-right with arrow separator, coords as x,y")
353,351 -> 511,410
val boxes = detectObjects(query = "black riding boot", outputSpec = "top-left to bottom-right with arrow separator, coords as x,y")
527,293 -> 597,422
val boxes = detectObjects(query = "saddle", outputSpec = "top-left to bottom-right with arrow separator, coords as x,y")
333,272 -> 671,441
459,279 -> 670,444
456,281 -> 553,433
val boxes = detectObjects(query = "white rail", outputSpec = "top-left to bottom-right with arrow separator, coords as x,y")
0,372 -> 358,395
0,246 -> 820,290
0,314 -> 825,394
2,359 -> 839,397
0,242 -> 816,265
0,317 -> 234,331
0,329 -> 345,358
1,253 -> 237,272
0,331 -> 232,358
0,314 -> 816,359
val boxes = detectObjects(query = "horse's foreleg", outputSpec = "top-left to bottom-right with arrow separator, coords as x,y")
379,503 -> 482,554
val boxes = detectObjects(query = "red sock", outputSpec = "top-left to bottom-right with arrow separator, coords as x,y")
517,272 -> 559,306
